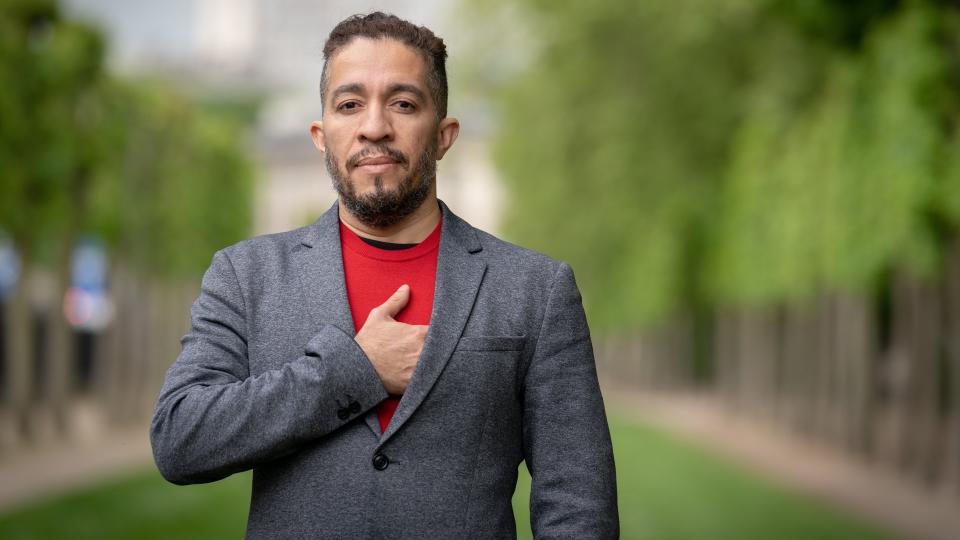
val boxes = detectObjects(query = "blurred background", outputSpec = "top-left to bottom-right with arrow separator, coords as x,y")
1,0 -> 959,538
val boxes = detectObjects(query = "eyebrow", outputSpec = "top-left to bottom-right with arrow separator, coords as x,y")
331,83 -> 364,102
330,82 -> 428,103
386,83 -> 427,102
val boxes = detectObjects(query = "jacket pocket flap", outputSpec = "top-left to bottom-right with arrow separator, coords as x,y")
455,335 -> 526,352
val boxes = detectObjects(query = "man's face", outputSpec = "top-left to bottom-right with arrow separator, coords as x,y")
311,37 -> 458,228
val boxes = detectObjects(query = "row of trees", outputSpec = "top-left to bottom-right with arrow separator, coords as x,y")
473,0 -> 960,494
0,0 -> 254,442
474,0 -> 960,328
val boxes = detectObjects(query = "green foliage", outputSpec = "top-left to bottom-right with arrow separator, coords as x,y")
486,0 -> 760,329
478,0 -> 960,329
0,0 -> 105,258
0,0 -> 255,278
766,0 -> 901,48
712,2 -> 948,304
935,11 -> 960,228
88,81 -> 254,277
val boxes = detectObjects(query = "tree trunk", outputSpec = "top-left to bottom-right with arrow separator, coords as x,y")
111,266 -> 138,425
0,267 -> 34,450
834,291 -> 875,455
781,300 -> 815,435
96,263 -> 126,426
1,253 -> 42,450
945,238 -> 960,495
891,270 -> 943,484
742,306 -> 778,425
714,309 -> 738,409
42,231 -> 77,439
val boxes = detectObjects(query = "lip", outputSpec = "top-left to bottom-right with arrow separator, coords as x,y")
356,156 -> 400,173
358,156 -> 397,166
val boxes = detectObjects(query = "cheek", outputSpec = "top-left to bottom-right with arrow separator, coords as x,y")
321,121 -> 355,150
411,128 -> 439,155
330,143 -> 357,170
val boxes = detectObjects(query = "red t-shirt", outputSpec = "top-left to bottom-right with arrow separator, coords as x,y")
339,218 -> 441,432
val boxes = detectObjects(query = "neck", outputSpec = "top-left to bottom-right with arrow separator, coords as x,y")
339,195 -> 441,244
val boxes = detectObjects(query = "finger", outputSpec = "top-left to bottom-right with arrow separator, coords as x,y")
378,284 -> 411,319
394,323 -> 429,339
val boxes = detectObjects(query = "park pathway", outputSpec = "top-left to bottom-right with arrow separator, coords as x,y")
0,421 -> 151,511
0,387 -> 957,540
605,385 -> 960,540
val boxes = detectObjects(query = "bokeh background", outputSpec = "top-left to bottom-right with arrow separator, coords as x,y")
1,0 -> 959,539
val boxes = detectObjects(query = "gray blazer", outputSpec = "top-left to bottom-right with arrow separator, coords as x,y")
151,201 -> 618,539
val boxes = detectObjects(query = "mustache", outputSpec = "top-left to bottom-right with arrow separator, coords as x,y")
346,144 -> 409,170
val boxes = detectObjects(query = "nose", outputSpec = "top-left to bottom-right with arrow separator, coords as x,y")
357,106 -> 393,143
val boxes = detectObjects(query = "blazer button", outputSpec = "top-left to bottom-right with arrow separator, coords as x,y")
337,408 -> 349,420
372,452 -> 389,471
349,401 -> 361,414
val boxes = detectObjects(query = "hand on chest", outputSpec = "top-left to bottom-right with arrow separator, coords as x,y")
339,221 -> 441,332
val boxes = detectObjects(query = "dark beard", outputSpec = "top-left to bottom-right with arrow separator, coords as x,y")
326,141 -> 437,229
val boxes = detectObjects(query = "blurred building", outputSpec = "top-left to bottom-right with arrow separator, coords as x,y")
62,0 -> 503,236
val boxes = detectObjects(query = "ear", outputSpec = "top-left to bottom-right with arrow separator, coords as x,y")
435,117 -> 460,160
309,120 -> 326,152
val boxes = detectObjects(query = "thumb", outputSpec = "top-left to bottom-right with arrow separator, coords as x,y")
378,284 -> 411,319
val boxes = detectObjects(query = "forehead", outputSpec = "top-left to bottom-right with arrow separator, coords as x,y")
326,37 -> 429,91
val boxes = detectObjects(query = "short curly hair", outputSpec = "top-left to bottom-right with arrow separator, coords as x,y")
320,12 -> 448,118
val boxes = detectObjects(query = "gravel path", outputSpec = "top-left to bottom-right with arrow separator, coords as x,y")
605,386 -> 960,540
0,422 -> 152,512
1,388 -> 956,540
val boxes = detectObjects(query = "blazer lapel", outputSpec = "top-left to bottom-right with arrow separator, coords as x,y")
293,203 -> 354,334
293,204 -> 382,437
380,202 -> 487,443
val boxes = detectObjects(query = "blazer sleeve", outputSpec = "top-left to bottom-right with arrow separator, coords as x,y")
150,249 -> 388,485
523,262 -> 619,539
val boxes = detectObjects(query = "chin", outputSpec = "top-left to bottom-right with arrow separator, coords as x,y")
354,174 -> 401,193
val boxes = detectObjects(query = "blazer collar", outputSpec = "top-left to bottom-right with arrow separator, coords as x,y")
297,200 -> 482,252
295,200 -> 487,442
293,203 -> 354,336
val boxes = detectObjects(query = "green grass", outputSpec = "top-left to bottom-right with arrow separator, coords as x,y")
514,412 -> 897,540
0,412 -> 897,540
0,471 -> 250,540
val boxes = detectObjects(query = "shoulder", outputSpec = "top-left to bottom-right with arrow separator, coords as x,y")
220,226 -> 307,259
442,201 -> 559,272
447,208 -> 575,300
474,228 -> 561,274
213,224 -> 313,276
475,228 -> 579,298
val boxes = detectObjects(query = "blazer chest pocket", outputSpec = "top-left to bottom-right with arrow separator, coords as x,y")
455,335 -> 526,352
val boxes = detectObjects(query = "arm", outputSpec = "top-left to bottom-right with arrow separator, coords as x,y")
150,250 -> 388,485
523,263 -> 619,539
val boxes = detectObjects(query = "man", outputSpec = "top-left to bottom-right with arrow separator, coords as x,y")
151,12 -> 618,539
